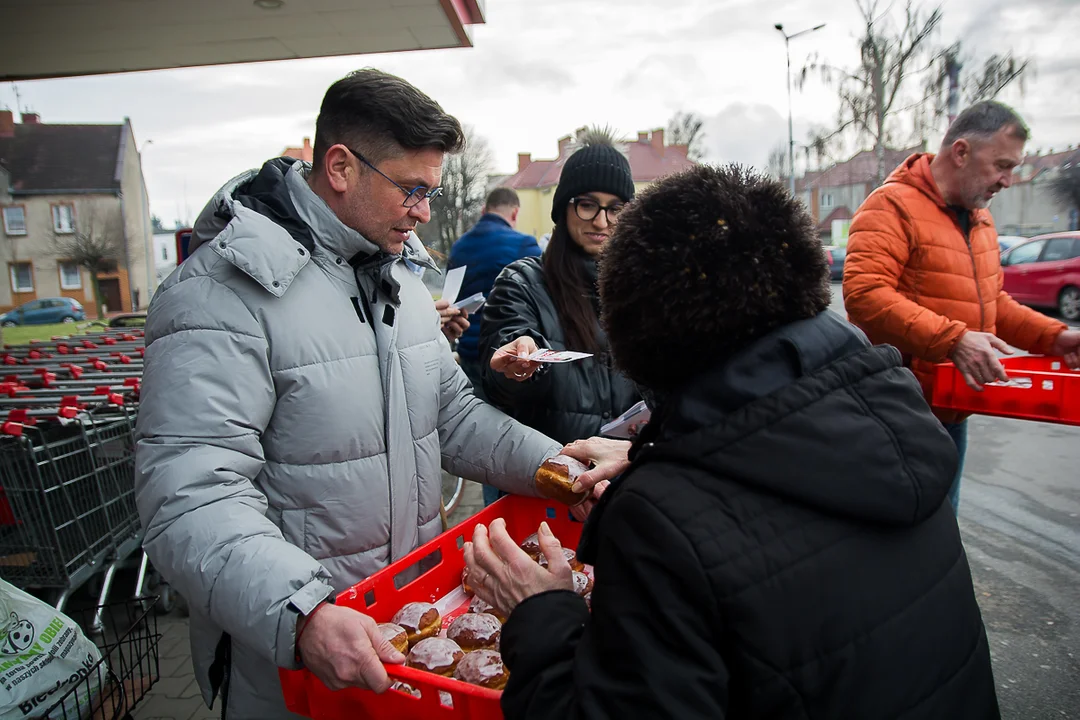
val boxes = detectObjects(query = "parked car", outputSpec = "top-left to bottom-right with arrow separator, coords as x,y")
823,245 -> 847,281
1000,232 -> 1080,321
0,297 -> 86,326
997,235 -> 1028,254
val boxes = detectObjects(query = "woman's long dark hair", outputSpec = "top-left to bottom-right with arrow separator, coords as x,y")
542,217 -> 600,353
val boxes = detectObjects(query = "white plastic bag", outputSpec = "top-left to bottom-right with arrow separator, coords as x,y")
0,580 -> 104,719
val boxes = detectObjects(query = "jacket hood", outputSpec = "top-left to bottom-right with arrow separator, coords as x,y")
633,311 -> 957,526
191,157 -> 313,256
884,152 -> 993,227
885,153 -> 945,208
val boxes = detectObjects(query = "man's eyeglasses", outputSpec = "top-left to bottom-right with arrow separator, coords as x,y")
345,146 -> 443,208
571,196 -> 624,222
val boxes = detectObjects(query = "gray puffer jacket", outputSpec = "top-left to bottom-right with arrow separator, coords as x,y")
134,158 -> 560,719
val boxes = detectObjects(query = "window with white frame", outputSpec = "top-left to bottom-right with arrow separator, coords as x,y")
10,263 -> 33,292
821,193 -> 834,208
59,261 -> 82,290
2,206 -> 26,236
52,204 -> 75,234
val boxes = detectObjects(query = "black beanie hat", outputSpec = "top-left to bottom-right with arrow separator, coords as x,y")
551,142 -> 635,223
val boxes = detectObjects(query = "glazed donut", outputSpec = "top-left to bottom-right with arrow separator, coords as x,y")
390,680 -> 421,698
534,455 -> 589,506
447,612 -> 501,652
407,637 -> 464,677
519,532 -> 541,560
537,547 -> 585,573
453,649 -> 509,690
392,602 -> 441,646
377,622 -> 409,655
572,571 -> 593,597
468,595 -> 508,624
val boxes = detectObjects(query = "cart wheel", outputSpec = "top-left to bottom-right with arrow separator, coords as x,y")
145,571 -> 176,615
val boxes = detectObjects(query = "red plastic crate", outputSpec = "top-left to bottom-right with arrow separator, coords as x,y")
932,355 -> 1080,426
280,495 -> 586,720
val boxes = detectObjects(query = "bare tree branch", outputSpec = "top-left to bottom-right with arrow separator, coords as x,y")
427,126 -> 493,261
51,204 -> 125,318
666,111 -> 707,161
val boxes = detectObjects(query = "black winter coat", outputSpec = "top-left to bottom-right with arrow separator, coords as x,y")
479,256 -> 639,445
500,312 -> 999,720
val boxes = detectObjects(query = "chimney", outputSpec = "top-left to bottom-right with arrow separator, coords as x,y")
0,111 -> 13,138
302,136 -> 312,161
21,112 -> 40,124
651,128 -> 664,152
637,131 -> 648,143
517,152 -> 532,173
557,135 -> 573,158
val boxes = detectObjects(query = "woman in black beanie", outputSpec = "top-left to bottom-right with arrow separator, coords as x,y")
465,164 -> 999,719
479,139 -> 640,457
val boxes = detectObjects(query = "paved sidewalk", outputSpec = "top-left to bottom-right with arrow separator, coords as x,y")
133,477 -> 487,719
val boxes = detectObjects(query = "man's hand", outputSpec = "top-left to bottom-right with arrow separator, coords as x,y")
435,298 -> 469,342
296,604 -> 404,693
1051,329 -> 1080,369
948,331 -> 1013,390
490,336 -> 542,381
560,437 -> 631,493
464,519 -> 573,617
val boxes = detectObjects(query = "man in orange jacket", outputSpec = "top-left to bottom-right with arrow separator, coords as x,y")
844,100 -> 1080,513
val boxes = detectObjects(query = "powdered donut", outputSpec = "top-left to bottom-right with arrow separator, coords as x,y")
447,612 -> 501,652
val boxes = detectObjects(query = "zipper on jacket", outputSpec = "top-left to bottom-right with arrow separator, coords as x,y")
955,212 -> 986,331
357,271 -> 396,560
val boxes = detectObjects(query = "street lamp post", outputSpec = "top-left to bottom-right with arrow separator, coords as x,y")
775,22 -> 825,198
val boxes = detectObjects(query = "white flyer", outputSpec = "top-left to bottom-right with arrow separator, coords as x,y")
600,400 -> 651,438
441,266 -> 465,306
526,349 -> 593,363
453,292 -> 486,314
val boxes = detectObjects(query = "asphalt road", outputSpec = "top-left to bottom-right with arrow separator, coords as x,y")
828,282 -> 1080,719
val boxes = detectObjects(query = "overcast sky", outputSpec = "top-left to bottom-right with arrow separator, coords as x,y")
3,0 -> 1078,225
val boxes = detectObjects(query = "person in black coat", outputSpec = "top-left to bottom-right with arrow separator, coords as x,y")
480,140 -> 640,448
464,164 -> 1000,719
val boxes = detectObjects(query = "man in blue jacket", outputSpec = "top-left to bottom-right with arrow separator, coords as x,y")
449,187 -> 541,395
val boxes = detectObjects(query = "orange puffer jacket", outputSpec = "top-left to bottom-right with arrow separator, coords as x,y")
844,153 -> 1065,423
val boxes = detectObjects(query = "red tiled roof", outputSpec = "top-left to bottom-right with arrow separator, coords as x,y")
1015,148 -> 1080,183
503,133 -> 695,190
281,137 -> 313,163
0,122 -> 123,192
797,146 -> 921,193
816,205 -> 853,232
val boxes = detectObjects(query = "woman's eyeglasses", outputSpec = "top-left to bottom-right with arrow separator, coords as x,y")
571,197 -> 624,222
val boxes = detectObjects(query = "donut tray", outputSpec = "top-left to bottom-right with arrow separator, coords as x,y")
932,355 -> 1080,426
280,494 -> 587,719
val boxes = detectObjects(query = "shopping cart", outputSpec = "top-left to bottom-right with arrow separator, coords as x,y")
42,596 -> 162,720
0,406 -> 142,629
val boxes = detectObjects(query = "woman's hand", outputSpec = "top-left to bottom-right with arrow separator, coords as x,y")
561,437 -> 632,493
464,519 -> 573,617
490,336 -> 543,382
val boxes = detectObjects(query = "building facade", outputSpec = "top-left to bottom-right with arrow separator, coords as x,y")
502,128 -> 697,240
0,111 -> 154,316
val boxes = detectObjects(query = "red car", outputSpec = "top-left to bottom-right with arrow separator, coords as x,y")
1001,232 -> 1080,321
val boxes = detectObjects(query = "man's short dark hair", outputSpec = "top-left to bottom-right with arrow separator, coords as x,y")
942,100 -> 1029,148
485,187 -> 520,210
313,68 -> 465,168
599,164 -> 831,393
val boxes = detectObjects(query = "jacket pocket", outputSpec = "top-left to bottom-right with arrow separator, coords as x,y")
279,507 -> 309,553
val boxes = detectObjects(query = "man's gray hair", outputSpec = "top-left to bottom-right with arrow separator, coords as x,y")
942,100 -> 1029,148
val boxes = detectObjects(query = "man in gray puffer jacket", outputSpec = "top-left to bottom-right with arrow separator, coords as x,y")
134,70 -> 581,719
